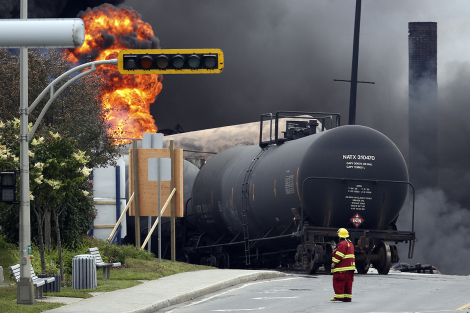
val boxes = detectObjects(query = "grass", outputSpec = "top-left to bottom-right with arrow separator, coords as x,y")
0,237 -> 212,313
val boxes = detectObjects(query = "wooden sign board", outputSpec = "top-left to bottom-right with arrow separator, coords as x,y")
129,148 -> 184,217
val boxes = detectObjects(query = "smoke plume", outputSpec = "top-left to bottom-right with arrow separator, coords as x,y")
397,188 -> 470,275
123,0 -> 470,274
4,0 -> 470,274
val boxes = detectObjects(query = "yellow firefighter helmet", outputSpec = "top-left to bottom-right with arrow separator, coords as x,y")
337,228 -> 349,238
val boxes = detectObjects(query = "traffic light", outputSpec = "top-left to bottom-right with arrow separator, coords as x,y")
1,171 -> 17,203
118,49 -> 224,74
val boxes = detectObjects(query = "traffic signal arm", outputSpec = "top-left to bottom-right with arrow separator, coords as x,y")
118,49 -> 224,74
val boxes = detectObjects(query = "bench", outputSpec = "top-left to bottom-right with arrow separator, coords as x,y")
86,247 -> 121,280
9,264 -> 56,299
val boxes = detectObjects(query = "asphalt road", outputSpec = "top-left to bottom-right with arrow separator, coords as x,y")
158,270 -> 470,313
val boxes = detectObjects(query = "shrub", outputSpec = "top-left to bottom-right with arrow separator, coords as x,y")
81,236 -> 155,263
0,236 -> 14,249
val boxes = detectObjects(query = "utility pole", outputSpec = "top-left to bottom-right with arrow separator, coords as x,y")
348,0 -> 362,125
334,0 -> 374,125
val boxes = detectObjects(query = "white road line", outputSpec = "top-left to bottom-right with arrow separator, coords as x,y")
163,277 -> 299,313
211,308 -> 266,312
251,296 -> 300,300
366,310 -> 455,313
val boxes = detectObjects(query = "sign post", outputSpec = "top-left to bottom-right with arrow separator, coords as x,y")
148,154 -> 171,262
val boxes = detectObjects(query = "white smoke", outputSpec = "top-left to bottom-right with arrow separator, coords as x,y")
397,188 -> 470,275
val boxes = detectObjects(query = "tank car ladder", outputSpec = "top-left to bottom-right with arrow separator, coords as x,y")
241,148 -> 269,265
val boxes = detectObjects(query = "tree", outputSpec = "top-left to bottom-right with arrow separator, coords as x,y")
0,119 -> 95,276
0,48 -> 122,168
0,48 -> 122,266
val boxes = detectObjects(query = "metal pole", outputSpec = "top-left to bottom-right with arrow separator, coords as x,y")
132,140 -> 140,247
147,217 -> 152,253
158,159 -> 162,263
348,0 -> 362,125
18,0 -> 34,304
170,141 -> 176,261
115,166 -> 121,246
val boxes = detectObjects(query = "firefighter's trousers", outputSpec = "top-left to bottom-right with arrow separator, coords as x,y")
332,270 -> 354,302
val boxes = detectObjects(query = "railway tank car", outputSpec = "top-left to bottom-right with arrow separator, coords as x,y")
186,111 -> 416,275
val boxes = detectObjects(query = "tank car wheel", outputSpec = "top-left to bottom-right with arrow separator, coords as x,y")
323,244 -> 333,275
356,260 -> 370,274
303,251 -> 319,275
219,253 -> 230,269
374,241 -> 392,275
306,258 -> 320,275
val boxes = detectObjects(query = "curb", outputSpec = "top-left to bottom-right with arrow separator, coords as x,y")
132,271 -> 288,313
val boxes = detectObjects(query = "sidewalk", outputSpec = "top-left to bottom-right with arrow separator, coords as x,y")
41,269 -> 287,313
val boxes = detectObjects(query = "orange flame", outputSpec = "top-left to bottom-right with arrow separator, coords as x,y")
65,4 -> 162,144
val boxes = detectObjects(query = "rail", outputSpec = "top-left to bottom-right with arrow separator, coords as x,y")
191,233 -> 297,250
259,111 -> 341,147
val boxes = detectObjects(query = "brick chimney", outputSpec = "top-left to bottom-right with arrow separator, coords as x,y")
408,22 -> 438,189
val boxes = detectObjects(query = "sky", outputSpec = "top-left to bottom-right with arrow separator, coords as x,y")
3,0 -> 470,274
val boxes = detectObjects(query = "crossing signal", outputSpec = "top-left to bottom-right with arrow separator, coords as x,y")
1,171 -> 17,203
118,49 -> 224,74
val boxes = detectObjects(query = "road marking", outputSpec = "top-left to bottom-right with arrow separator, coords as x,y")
251,296 -> 300,300
367,311 -> 454,313
212,308 -> 265,312
163,277 -> 299,313
456,302 -> 470,311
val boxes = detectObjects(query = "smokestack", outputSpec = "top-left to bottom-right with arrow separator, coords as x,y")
408,22 -> 438,189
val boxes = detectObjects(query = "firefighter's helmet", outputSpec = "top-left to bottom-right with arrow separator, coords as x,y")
337,228 -> 349,238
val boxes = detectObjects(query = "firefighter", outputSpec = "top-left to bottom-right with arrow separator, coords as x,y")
330,228 -> 355,302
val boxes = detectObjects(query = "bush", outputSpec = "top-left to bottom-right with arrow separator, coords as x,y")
2,235 -> 157,281
81,236 -> 154,263
101,244 -> 126,264
0,236 -> 14,250
119,244 -> 154,261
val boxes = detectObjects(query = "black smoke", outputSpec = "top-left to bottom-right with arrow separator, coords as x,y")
5,0 -> 470,274
123,0 -> 470,275
66,4 -> 160,64
0,0 -> 125,18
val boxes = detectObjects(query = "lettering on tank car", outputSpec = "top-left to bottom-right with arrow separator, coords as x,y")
285,175 -> 295,195
344,155 -> 375,170
346,184 -> 373,210
200,203 -> 215,222
202,204 -> 211,213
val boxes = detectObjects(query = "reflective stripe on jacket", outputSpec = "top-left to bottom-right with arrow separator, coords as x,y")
331,238 -> 355,273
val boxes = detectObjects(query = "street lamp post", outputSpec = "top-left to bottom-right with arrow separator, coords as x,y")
0,0 -> 86,303
16,59 -> 117,304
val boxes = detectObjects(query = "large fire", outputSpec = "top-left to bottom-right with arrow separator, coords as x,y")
65,4 -> 162,144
